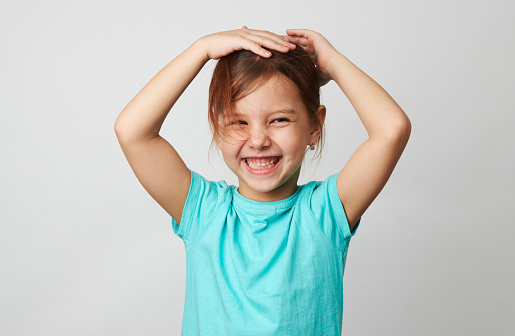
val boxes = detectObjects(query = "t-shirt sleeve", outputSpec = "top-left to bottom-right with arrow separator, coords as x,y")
171,170 -> 229,250
307,173 -> 360,252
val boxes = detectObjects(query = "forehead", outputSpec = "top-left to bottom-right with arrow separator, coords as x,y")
232,75 -> 307,117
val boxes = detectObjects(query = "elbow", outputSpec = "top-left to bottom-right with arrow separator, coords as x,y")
383,115 -> 411,145
114,112 -> 124,135
114,117 -> 158,145
114,117 -> 133,144
114,114 -> 135,143
114,120 -> 124,135
114,119 -> 125,141
394,116 -> 411,144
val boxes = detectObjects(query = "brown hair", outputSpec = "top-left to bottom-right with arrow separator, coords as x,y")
208,45 -> 324,156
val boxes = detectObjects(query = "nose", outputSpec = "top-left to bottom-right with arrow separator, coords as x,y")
247,124 -> 270,150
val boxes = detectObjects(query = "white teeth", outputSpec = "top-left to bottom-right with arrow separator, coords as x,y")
245,159 -> 277,169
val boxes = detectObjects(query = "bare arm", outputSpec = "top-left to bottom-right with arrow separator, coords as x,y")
114,28 -> 294,224
287,29 -> 411,231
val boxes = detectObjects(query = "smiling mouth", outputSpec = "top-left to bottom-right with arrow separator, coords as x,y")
243,157 -> 281,170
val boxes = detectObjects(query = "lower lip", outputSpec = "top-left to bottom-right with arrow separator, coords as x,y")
242,157 -> 282,175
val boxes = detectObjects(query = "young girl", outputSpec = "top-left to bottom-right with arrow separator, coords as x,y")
115,27 -> 410,335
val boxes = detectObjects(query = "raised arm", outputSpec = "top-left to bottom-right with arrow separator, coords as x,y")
114,28 -> 295,224
287,29 -> 411,232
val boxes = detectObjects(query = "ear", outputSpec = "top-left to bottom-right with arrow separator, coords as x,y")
309,105 -> 326,144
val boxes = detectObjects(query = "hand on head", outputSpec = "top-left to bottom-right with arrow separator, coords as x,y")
198,27 -> 296,61
286,29 -> 339,87
198,27 -> 339,87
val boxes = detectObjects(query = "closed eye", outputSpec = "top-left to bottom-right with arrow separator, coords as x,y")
230,120 -> 248,125
271,118 -> 289,123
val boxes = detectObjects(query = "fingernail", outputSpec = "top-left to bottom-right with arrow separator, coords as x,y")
290,43 -> 295,47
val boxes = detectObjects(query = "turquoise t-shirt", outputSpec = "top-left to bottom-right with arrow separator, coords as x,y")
172,171 -> 360,336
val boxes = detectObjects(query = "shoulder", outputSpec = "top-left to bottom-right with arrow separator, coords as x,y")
184,171 -> 235,217
297,173 -> 339,204
172,170 -> 233,247
189,170 -> 232,198
298,173 -> 358,245
293,174 -> 340,222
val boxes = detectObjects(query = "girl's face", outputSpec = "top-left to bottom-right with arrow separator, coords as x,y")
218,75 -> 324,202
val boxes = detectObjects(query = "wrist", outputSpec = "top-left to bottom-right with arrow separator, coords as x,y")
325,52 -> 349,83
324,52 -> 345,79
190,37 -> 211,64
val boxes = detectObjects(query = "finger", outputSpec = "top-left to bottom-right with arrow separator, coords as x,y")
244,29 -> 292,49
287,41 -> 310,54
279,35 -> 296,49
239,38 -> 273,58
287,36 -> 309,47
242,32 -> 293,53
286,28 -> 311,38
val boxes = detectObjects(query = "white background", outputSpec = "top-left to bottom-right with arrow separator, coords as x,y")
1,0 -> 514,335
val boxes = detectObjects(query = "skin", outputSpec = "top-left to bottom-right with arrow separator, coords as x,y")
217,74 -> 326,202
114,27 -> 411,232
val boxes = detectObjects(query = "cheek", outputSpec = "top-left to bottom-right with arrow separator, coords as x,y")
274,129 -> 310,156
220,127 -> 249,145
219,140 -> 242,161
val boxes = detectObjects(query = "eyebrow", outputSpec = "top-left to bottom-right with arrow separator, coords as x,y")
233,108 -> 297,117
273,108 -> 296,115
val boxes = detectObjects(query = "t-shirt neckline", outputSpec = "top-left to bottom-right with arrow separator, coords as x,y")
230,185 -> 304,211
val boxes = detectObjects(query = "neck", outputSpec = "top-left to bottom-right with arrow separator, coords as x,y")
237,169 -> 301,202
